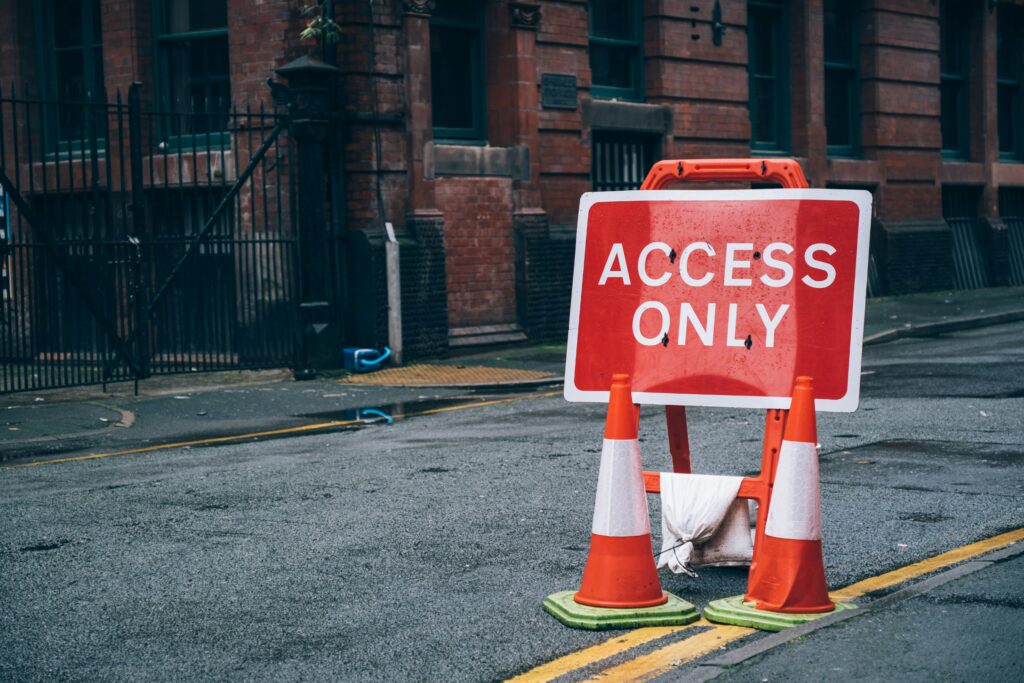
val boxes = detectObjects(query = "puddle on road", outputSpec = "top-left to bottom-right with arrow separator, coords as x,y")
297,396 -> 473,423
192,391 -> 551,450
2,390 -> 559,466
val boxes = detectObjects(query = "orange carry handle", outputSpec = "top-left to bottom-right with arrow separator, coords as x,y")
640,158 -> 809,191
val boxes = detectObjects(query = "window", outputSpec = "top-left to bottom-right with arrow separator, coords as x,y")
34,0 -> 106,148
589,0 -> 644,101
154,0 -> 230,135
997,6 -> 1024,161
824,0 -> 859,156
431,1 -> 486,142
747,1 -> 789,153
592,132 -> 657,191
940,0 -> 972,159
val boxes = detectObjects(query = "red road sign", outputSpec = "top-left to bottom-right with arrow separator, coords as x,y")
565,189 -> 873,412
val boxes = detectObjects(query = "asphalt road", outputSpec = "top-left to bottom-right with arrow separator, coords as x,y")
708,551 -> 1024,682
2,322 -> 1024,681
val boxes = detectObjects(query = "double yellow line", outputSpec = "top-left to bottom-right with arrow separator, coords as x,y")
510,527 -> 1024,682
4,391 -> 561,469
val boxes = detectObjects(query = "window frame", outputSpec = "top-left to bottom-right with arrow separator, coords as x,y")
997,5 -> 1024,162
150,0 -> 232,146
32,0 -> 107,157
430,5 -> 487,144
588,0 -> 645,102
824,0 -> 860,158
747,0 -> 790,154
939,0 -> 972,160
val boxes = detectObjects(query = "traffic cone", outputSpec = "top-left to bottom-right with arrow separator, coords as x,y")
744,375 -> 832,612
574,373 -> 664,608
703,376 -> 855,630
543,373 -> 698,629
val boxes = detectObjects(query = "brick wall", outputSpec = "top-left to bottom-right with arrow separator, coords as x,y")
347,215 -> 449,359
5,0 -> 1022,364
515,213 -> 576,341
435,177 -> 517,329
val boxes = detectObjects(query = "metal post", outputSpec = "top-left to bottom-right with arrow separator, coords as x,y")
127,82 -> 150,380
384,222 -> 403,365
276,57 -> 341,378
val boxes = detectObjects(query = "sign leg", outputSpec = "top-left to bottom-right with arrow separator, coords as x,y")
665,406 -> 691,473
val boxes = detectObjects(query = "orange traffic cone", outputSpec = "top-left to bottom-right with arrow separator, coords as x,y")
543,373 -> 698,629
574,373 -> 665,608
744,375 -> 833,613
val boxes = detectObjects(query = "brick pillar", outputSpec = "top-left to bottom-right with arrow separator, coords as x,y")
101,0 -> 152,99
502,2 -> 543,212
791,0 -> 827,184
400,0 -> 449,354
402,0 -> 440,220
863,0 -> 951,293
0,2 -> 34,86
499,3 -> 560,339
976,5 -> 1009,284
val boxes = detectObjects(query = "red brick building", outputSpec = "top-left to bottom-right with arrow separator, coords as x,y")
3,0 -> 1024,361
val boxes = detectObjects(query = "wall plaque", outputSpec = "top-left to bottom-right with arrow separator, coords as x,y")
541,73 -> 577,110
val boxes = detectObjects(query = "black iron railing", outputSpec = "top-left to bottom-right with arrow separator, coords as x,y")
0,85 -> 299,393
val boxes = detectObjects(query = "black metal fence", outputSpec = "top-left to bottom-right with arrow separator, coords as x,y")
1000,188 -> 1024,286
942,186 -> 991,290
0,85 -> 299,393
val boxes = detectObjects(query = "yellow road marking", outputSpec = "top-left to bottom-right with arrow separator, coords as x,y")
830,526 -> 1024,601
4,391 -> 561,469
513,527 -> 1024,682
505,624 -> 699,683
579,622 -> 753,683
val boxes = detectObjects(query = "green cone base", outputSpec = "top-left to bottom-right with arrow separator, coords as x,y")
703,594 -> 856,632
543,590 -> 700,630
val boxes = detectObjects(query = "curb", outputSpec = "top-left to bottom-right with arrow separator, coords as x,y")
678,540 -> 1024,682
863,310 -> 1024,346
382,310 -> 1024,389
0,402 -> 133,454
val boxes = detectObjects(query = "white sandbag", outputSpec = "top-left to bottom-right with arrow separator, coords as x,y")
658,473 -> 745,576
689,498 -> 754,568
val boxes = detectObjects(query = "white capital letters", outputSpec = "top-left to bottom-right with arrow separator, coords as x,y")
632,301 -> 670,346
725,243 -> 753,286
678,303 -> 716,346
598,243 -> 631,285
679,242 -> 715,287
755,303 -> 789,348
726,303 -> 745,347
760,242 -> 794,287
802,243 -> 837,288
638,242 -> 673,286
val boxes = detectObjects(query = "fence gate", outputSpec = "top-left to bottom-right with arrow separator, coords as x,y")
0,85 -> 300,393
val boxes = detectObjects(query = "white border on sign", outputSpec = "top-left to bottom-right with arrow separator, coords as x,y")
563,189 -> 874,413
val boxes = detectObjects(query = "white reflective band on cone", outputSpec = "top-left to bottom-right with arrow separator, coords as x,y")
764,440 -> 822,541
591,438 -> 650,537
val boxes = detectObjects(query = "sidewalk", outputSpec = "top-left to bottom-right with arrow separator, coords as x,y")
2,286 -> 1023,460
